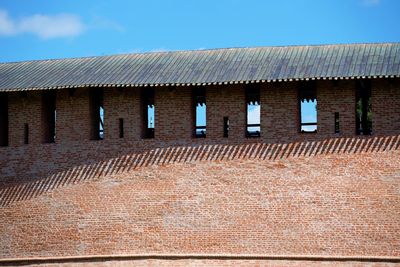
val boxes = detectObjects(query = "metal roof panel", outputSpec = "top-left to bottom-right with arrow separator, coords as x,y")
0,43 -> 399,91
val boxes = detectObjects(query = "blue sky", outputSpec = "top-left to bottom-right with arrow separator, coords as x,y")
0,0 -> 399,62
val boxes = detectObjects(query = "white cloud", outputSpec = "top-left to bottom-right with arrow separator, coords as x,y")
150,48 -> 203,53
20,14 -> 84,39
0,9 -> 85,39
0,10 -> 15,35
120,47 -> 207,55
90,15 -> 124,33
150,48 -> 169,53
361,0 -> 381,7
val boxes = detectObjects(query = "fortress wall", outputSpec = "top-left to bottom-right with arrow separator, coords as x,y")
0,79 -> 399,261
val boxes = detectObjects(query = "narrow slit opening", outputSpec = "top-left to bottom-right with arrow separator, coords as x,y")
223,117 -> 229,138
24,123 -> 29,144
334,112 -> 340,134
119,118 -> 124,138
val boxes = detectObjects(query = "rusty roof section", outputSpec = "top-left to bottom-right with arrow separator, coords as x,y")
0,43 -> 399,92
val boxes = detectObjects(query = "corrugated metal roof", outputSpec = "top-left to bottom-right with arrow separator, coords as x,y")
0,43 -> 399,92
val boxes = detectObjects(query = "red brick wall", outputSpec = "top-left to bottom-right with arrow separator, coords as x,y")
373,79 -> 400,135
155,86 -> 193,141
0,139 -> 399,259
317,80 -> 356,137
56,88 -> 92,143
4,79 -> 397,147
207,84 -> 247,140
0,78 -> 399,262
104,87 -> 141,141
8,91 -> 43,146
261,82 -> 298,142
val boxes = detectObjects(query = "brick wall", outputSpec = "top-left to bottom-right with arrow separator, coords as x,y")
156,86 -> 193,141
0,78 -> 399,263
3,79 -> 398,147
261,82 -> 298,142
317,80 -> 355,137
8,91 -> 43,146
0,139 -> 399,259
104,87 -> 141,141
56,88 -> 92,143
207,84 -> 246,140
373,79 -> 400,135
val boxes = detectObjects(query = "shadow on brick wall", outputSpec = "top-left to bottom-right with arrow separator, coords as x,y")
1,134 -> 399,207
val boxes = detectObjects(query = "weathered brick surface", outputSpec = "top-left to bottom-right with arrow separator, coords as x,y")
8,91 -> 42,146
261,82 -> 298,142
317,80 -> 355,137
207,84 -> 246,140
1,139 -> 399,259
373,79 -> 400,135
156,86 -> 193,141
56,88 -> 92,143
0,79 -> 399,264
104,87 -> 141,141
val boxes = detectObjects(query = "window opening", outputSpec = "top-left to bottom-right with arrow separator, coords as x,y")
142,88 -> 155,139
90,89 -> 104,140
299,82 -> 317,133
194,87 -> 206,138
42,91 -> 56,143
0,93 -> 8,146
246,85 -> 261,137
356,80 -> 372,135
